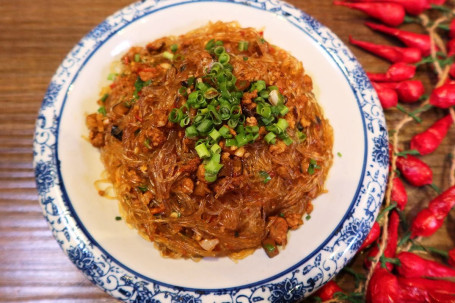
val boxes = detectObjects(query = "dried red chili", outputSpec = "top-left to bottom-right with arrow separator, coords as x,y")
366,268 -> 400,303
365,22 -> 432,56
372,82 -> 398,109
397,251 -> 455,278
314,280 -> 343,301
391,177 -> 407,210
395,155 -> 433,187
334,2 -> 405,26
360,221 -> 381,251
350,36 -> 422,63
367,62 -> 416,82
378,80 -> 425,103
430,82 -> 455,108
410,114 -> 454,155
411,185 -> 455,237
449,248 -> 455,267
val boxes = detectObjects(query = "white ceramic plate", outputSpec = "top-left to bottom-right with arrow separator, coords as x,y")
34,0 -> 389,301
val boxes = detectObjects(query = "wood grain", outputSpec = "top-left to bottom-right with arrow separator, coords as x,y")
0,0 -> 453,302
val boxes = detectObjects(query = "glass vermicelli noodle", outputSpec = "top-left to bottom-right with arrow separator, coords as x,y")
86,21 -> 333,259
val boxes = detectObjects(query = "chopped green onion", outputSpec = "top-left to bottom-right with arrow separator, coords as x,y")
115,216 -> 122,221
214,46 -> 225,57
205,157 -> 223,174
97,106 -> 106,116
264,132 -> 276,144
205,172 -> 218,183
107,73 -> 117,80
209,129 -> 221,142
245,125 -> 259,133
137,185 -> 148,192
170,44 -> 178,53
308,159 -> 321,175
215,40 -> 224,46
278,105 -> 289,116
225,138 -> 237,147
195,143 -> 211,159
337,152 -> 342,157
238,41 -> 249,51
187,76 -> 195,87
196,119 -> 213,134
204,87 -> 219,99
219,52 -> 230,65
134,53 -> 141,62
179,115 -> 190,127
168,108 -> 183,123
101,93 -> 109,102
250,80 -> 266,92
243,56 -> 249,61
219,125 -> 232,138
297,131 -> 307,142
210,143 -> 221,154
205,39 -> 215,50
276,118 -> 289,131
283,137 -> 293,146
259,171 -> 271,184
185,125 -> 198,138
144,138 -> 152,149
162,51 -> 174,60
235,133 -> 249,147
178,86 -> 188,96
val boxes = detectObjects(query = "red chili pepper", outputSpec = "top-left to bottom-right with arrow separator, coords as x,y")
365,22 -> 432,56
391,177 -> 407,210
398,276 -> 455,298
356,0 -> 429,16
395,155 -> 433,187
410,114 -> 454,155
365,211 -> 399,271
450,63 -> 455,79
334,2 -> 405,27
349,36 -> 422,64
411,208 -> 443,238
448,39 -> 455,57
366,268 -> 400,303
411,185 -> 455,237
449,248 -> 455,267
314,280 -> 343,301
377,80 -> 425,103
372,82 -> 398,109
430,82 -> 455,108
360,221 -> 381,251
450,19 -> 455,39
367,62 -> 416,82
427,185 -> 455,219
397,251 -> 455,278
384,210 -> 399,262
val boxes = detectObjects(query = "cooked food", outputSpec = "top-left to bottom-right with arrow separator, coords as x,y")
86,21 -> 333,259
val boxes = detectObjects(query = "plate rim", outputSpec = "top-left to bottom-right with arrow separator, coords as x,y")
33,0 -> 389,301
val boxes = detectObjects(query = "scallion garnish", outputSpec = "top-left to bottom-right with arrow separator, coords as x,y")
170,44 -> 178,53
308,159 -> 321,175
97,106 -> 106,116
134,53 -> 141,62
101,93 -> 109,102
259,171 -> 271,184
137,185 -> 148,192
162,51 -> 174,61
166,38 -> 296,182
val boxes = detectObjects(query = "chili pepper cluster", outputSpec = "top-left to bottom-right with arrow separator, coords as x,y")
311,0 -> 455,302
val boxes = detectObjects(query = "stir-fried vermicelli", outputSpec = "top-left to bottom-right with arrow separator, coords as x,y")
86,21 -> 333,259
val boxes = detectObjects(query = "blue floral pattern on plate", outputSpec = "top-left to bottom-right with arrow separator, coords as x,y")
33,0 -> 388,301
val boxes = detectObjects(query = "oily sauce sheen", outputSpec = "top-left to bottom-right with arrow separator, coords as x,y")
86,22 -> 333,259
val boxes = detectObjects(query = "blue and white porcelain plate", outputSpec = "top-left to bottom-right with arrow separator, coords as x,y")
33,0 -> 388,301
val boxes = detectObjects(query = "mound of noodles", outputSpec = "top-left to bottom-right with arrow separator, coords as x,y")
86,21 -> 333,259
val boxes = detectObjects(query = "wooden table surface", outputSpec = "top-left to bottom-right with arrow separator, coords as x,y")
1,0 -> 454,302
